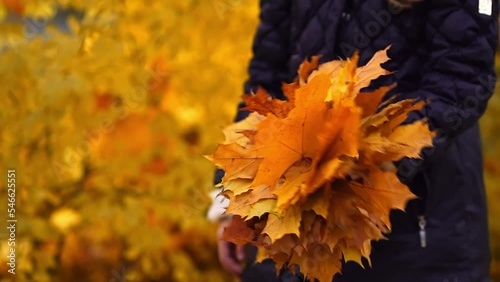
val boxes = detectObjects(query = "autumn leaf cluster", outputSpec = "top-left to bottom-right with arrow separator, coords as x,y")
208,48 -> 435,281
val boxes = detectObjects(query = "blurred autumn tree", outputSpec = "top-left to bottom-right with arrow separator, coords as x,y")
483,53 -> 500,280
0,0 -> 257,281
0,0 -> 499,281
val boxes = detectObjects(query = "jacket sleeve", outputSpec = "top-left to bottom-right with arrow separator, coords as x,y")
245,0 -> 292,94
214,0 -> 292,185
234,0 -> 292,122
397,0 -> 499,182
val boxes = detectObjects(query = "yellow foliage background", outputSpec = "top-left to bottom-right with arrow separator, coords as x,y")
0,1 -> 498,281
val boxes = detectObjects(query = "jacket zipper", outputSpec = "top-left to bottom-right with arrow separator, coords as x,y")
418,215 -> 427,248
418,169 -> 432,248
342,0 -> 352,21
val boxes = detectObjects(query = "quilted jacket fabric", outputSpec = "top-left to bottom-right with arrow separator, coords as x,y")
221,0 -> 499,281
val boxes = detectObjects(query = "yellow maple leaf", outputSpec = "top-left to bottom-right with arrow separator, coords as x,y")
262,206 -> 302,242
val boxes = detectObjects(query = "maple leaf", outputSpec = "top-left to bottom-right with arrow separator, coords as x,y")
262,205 -> 302,242
353,46 -> 391,94
208,47 -> 435,281
306,103 -> 361,194
289,244 -> 342,282
221,215 -> 257,246
355,85 -> 394,118
349,168 -> 416,230
222,178 -> 252,196
207,113 -> 267,181
241,87 -> 293,118
224,186 -> 277,219
273,161 -> 310,211
207,142 -> 263,181
298,55 -> 321,85
221,112 -> 265,146
282,82 -> 299,105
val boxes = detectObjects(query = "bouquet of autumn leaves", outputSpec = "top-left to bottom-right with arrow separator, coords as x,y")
207,48 -> 434,282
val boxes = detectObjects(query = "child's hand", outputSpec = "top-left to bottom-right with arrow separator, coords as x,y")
217,217 -> 246,277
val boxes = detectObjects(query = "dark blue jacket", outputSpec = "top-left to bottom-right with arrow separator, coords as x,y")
225,0 -> 498,281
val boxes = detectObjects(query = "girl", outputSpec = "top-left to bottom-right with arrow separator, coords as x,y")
213,0 -> 499,281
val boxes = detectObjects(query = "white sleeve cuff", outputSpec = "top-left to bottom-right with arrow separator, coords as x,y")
206,188 -> 230,222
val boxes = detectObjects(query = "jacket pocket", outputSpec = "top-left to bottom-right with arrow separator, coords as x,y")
419,163 -> 469,263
